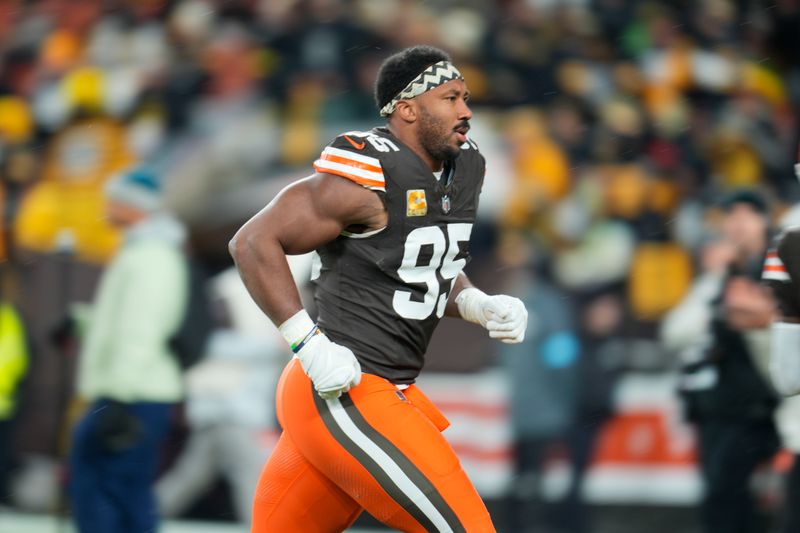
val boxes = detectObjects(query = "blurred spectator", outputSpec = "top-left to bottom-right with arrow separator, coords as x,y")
15,108 -> 134,263
547,97 -> 593,166
502,107 -> 571,230
160,24 -> 280,225
561,284 -> 626,533
661,190 -> 779,533
553,213 -> 636,293
0,94 -> 38,262
156,325 -> 283,522
68,168 -> 187,533
483,1 -> 559,106
627,238 -> 693,323
0,266 -> 29,506
157,261 -> 297,524
499,233 -> 580,533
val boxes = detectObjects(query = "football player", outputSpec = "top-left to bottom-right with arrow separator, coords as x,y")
764,154 -> 800,396
230,45 -> 526,532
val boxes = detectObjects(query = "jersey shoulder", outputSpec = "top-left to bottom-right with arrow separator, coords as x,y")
459,136 -> 485,171
764,227 -> 800,283
776,226 -> 800,253
313,130 -> 390,192
461,135 -> 482,154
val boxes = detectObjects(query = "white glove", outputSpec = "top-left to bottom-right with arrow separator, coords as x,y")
455,288 -> 528,343
280,310 -> 361,399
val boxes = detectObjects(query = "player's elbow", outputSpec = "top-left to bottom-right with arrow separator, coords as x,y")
229,224 -> 282,266
228,228 -> 252,265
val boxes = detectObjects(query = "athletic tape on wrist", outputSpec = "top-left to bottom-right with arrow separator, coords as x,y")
455,287 -> 487,323
291,325 -> 321,354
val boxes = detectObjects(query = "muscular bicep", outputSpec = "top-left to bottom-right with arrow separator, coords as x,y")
229,173 -> 386,324
241,173 -> 387,255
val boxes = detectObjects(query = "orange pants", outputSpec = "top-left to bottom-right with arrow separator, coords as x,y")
252,358 -> 495,533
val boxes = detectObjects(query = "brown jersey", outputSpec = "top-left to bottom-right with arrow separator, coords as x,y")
310,127 -> 485,383
763,227 -> 800,318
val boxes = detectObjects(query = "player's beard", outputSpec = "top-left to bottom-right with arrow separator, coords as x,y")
418,106 -> 462,163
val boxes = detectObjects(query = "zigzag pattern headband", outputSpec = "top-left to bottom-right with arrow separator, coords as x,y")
379,61 -> 464,117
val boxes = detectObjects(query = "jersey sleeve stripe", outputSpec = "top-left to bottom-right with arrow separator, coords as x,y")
765,258 -> 787,269
313,160 -> 386,190
763,247 -> 790,281
323,146 -> 383,168
314,158 -> 384,184
320,152 -> 383,174
763,269 -> 791,281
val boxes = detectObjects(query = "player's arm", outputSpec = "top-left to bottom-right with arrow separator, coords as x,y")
445,272 -> 528,344
230,173 -> 384,322
768,313 -> 800,397
764,230 -> 800,396
444,272 -> 474,318
771,316 -> 800,396
229,173 -> 386,397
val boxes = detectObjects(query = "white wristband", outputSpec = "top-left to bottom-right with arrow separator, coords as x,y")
455,287 -> 489,325
278,309 -> 317,350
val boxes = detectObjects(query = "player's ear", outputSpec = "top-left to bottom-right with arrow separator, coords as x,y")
394,100 -> 417,124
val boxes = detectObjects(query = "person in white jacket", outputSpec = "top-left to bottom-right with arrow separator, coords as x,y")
661,191 -> 779,533
68,168 -> 188,533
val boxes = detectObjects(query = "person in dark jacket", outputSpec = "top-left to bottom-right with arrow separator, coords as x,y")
663,190 -> 779,533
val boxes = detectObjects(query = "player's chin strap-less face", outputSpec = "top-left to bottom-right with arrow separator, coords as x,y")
379,61 -> 464,117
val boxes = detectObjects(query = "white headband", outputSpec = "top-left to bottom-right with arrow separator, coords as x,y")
379,60 -> 464,117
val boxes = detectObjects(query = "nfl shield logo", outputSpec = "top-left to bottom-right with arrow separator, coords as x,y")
441,194 -> 451,214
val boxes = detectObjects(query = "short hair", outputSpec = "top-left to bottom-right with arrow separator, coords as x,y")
374,45 -> 451,112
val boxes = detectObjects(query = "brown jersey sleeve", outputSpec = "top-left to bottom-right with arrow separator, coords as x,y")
312,132 -> 387,192
764,228 -> 800,319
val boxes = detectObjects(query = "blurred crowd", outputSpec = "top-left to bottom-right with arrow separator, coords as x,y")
0,0 -> 800,532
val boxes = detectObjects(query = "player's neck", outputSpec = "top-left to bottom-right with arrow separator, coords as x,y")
386,123 -> 444,172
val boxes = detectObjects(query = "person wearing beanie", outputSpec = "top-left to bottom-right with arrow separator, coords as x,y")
104,168 -> 164,213
68,167 -> 188,533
